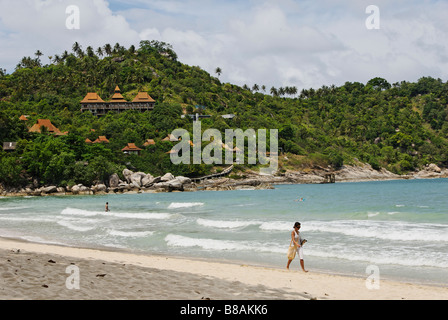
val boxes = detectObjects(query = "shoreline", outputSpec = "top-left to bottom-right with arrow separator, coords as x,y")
1,164 -> 447,198
0,237 -> 447,300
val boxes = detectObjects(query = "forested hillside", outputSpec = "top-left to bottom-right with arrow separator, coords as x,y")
0,41 -> 447,188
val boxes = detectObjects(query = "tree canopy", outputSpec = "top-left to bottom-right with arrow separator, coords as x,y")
0,41 -> 447,188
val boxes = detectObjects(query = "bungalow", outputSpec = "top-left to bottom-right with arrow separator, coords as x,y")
3,142 -> 17,152
28,119 -> 67,135
143,139 -> 156,147
122,143 -> 142,155
93,136 -> 110,144
80,86 -> 156,117
162,134 -> 180,142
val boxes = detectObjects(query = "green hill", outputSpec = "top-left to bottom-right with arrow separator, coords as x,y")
1,41 -> 447,188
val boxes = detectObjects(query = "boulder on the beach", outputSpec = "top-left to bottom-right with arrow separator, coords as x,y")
175,176 -> 192,185
141,174 -> 155,187
427,163 -> 442,173
72,184 -> 90,194
130,172 -> 146,188
161,173 -> 174,182
109,173 -> 120,188
42,186 -> 57,194
166,178 -> 183,190
123,169 -> 133,183
93,184 -> 107,192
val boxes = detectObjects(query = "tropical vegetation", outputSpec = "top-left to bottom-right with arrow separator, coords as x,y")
0,41 -> 447,188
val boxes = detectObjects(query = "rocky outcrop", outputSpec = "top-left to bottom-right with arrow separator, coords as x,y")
1,163 -> 447,198
109,173 -> 120,188
414,163 -> 448,179
333,164 -> 401,182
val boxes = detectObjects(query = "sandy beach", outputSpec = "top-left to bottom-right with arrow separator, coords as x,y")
0,237 -> 447,300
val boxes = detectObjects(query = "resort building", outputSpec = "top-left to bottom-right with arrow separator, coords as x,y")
122,143 -> 142,155
93,136 -> 110,144
81,86 -> 156,117
29,119 -> 67,136
143,139 -> 156,147
3,142 -> 17,152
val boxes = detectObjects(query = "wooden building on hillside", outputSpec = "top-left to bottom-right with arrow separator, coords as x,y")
80,86 -> 156,117
3,142 -> 17,152
29,119 -> 67,136
122,143 -> 142,155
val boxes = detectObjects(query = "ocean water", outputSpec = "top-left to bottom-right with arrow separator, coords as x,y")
0,179 -> 447,286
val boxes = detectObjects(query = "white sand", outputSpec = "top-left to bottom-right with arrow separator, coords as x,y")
0,237 -> 447,300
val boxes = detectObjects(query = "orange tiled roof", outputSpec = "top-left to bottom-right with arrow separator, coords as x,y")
122,143 -> 142,151
93,136 -> 110,143
162,134 -> 180,142
85,138 -> 93,144
29,119 -> 66,135
143,139 -> 156,146
81,92 -> 105,103
110,86 -> 127,103
19,115 -> 29,121
133,92 -> 155,103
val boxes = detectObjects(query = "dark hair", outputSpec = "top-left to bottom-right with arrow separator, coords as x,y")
294,222 -> 301,228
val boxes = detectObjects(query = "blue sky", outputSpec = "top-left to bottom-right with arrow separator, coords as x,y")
1,0 -> 447,91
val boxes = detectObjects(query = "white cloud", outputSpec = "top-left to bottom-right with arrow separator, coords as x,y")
1,0 -> 448,90
0,0 -> 139,71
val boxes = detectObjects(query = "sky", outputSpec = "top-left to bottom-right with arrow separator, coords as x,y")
1,0 -> 448,91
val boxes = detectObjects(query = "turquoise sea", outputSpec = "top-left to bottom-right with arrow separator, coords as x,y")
0,179 -> 447,286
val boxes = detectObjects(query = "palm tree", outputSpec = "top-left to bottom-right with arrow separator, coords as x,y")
261,85 -> 266,93
72,42 -> 80,54
72,42 -> 84,58
86,46 -> 95,58
61,50 -> 69,61
278,87 -> 286,97
35,50 -> 43,59
252,84 -> 259,92
270,87 -> 278,97
103,44 -> 112,56
215,67 -> 222,78
96,47 -> 104,58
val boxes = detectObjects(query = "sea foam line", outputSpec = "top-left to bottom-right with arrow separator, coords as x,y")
61,208 -> 173,220
165,234 -> 283,253
168,202 -> 204,209
197,218 -> 259,229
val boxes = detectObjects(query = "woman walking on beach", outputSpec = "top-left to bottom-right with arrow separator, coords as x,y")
286,222 -> 308,272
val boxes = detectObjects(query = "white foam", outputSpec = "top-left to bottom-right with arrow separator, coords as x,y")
165,234 -> 283,253
308,248 -> 448,268
61,207 -> 106,217
57,220 -> 97,232
197,218 -> 258,229
259,221 -> 292,231
0,206 -> 30,211
112,212 -> 173,220
305,220 -> 448,242
168,202 -> 204,209
108,229 -> 154,238
61,208 -> 173,220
